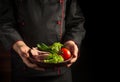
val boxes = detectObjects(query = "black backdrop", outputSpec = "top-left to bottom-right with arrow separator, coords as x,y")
73,0 -> 118,81
71,1 -> 95,82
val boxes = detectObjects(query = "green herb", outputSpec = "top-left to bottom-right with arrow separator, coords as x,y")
44,53 -> 64,63
37,43 -> 49,51
37,42 -> 64,63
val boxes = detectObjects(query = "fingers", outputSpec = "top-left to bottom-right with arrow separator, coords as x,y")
20,54 -> 45,71
67,64 -> 71,67
67,51 -> 78,67
38,51 -> 50,55
67,57 -> 78,67
29,48 -> 50,61
13,42 -> 46,71
19,47 -> 45,71
30,47 -> 49,55
64,41 -> 79,67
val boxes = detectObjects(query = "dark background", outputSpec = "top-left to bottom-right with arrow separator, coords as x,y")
0,0 -> 99,82
71,1 -> 101,82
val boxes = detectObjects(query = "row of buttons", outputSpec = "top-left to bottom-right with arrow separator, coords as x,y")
60,0 -> 64,4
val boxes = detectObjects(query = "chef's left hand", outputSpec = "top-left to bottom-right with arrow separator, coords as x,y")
64,40 -> 79,67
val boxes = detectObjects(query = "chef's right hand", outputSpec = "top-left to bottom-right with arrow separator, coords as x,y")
12,40 -> 45,71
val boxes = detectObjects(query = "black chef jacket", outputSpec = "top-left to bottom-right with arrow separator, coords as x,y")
0,0 -> 86,77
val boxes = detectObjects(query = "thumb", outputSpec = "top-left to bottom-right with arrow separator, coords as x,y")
19,47 -> 30,58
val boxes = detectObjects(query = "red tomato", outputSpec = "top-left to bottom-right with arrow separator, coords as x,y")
61,48 -> 71,60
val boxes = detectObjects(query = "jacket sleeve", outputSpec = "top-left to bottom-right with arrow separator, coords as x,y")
0,0 -> 23,50
62,0 -> 86,48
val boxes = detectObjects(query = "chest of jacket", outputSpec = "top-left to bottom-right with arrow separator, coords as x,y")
13,0 -> 68,46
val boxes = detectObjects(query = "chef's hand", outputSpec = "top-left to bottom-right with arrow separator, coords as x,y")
64,40 -> 79,67
12,40 -> 45,71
